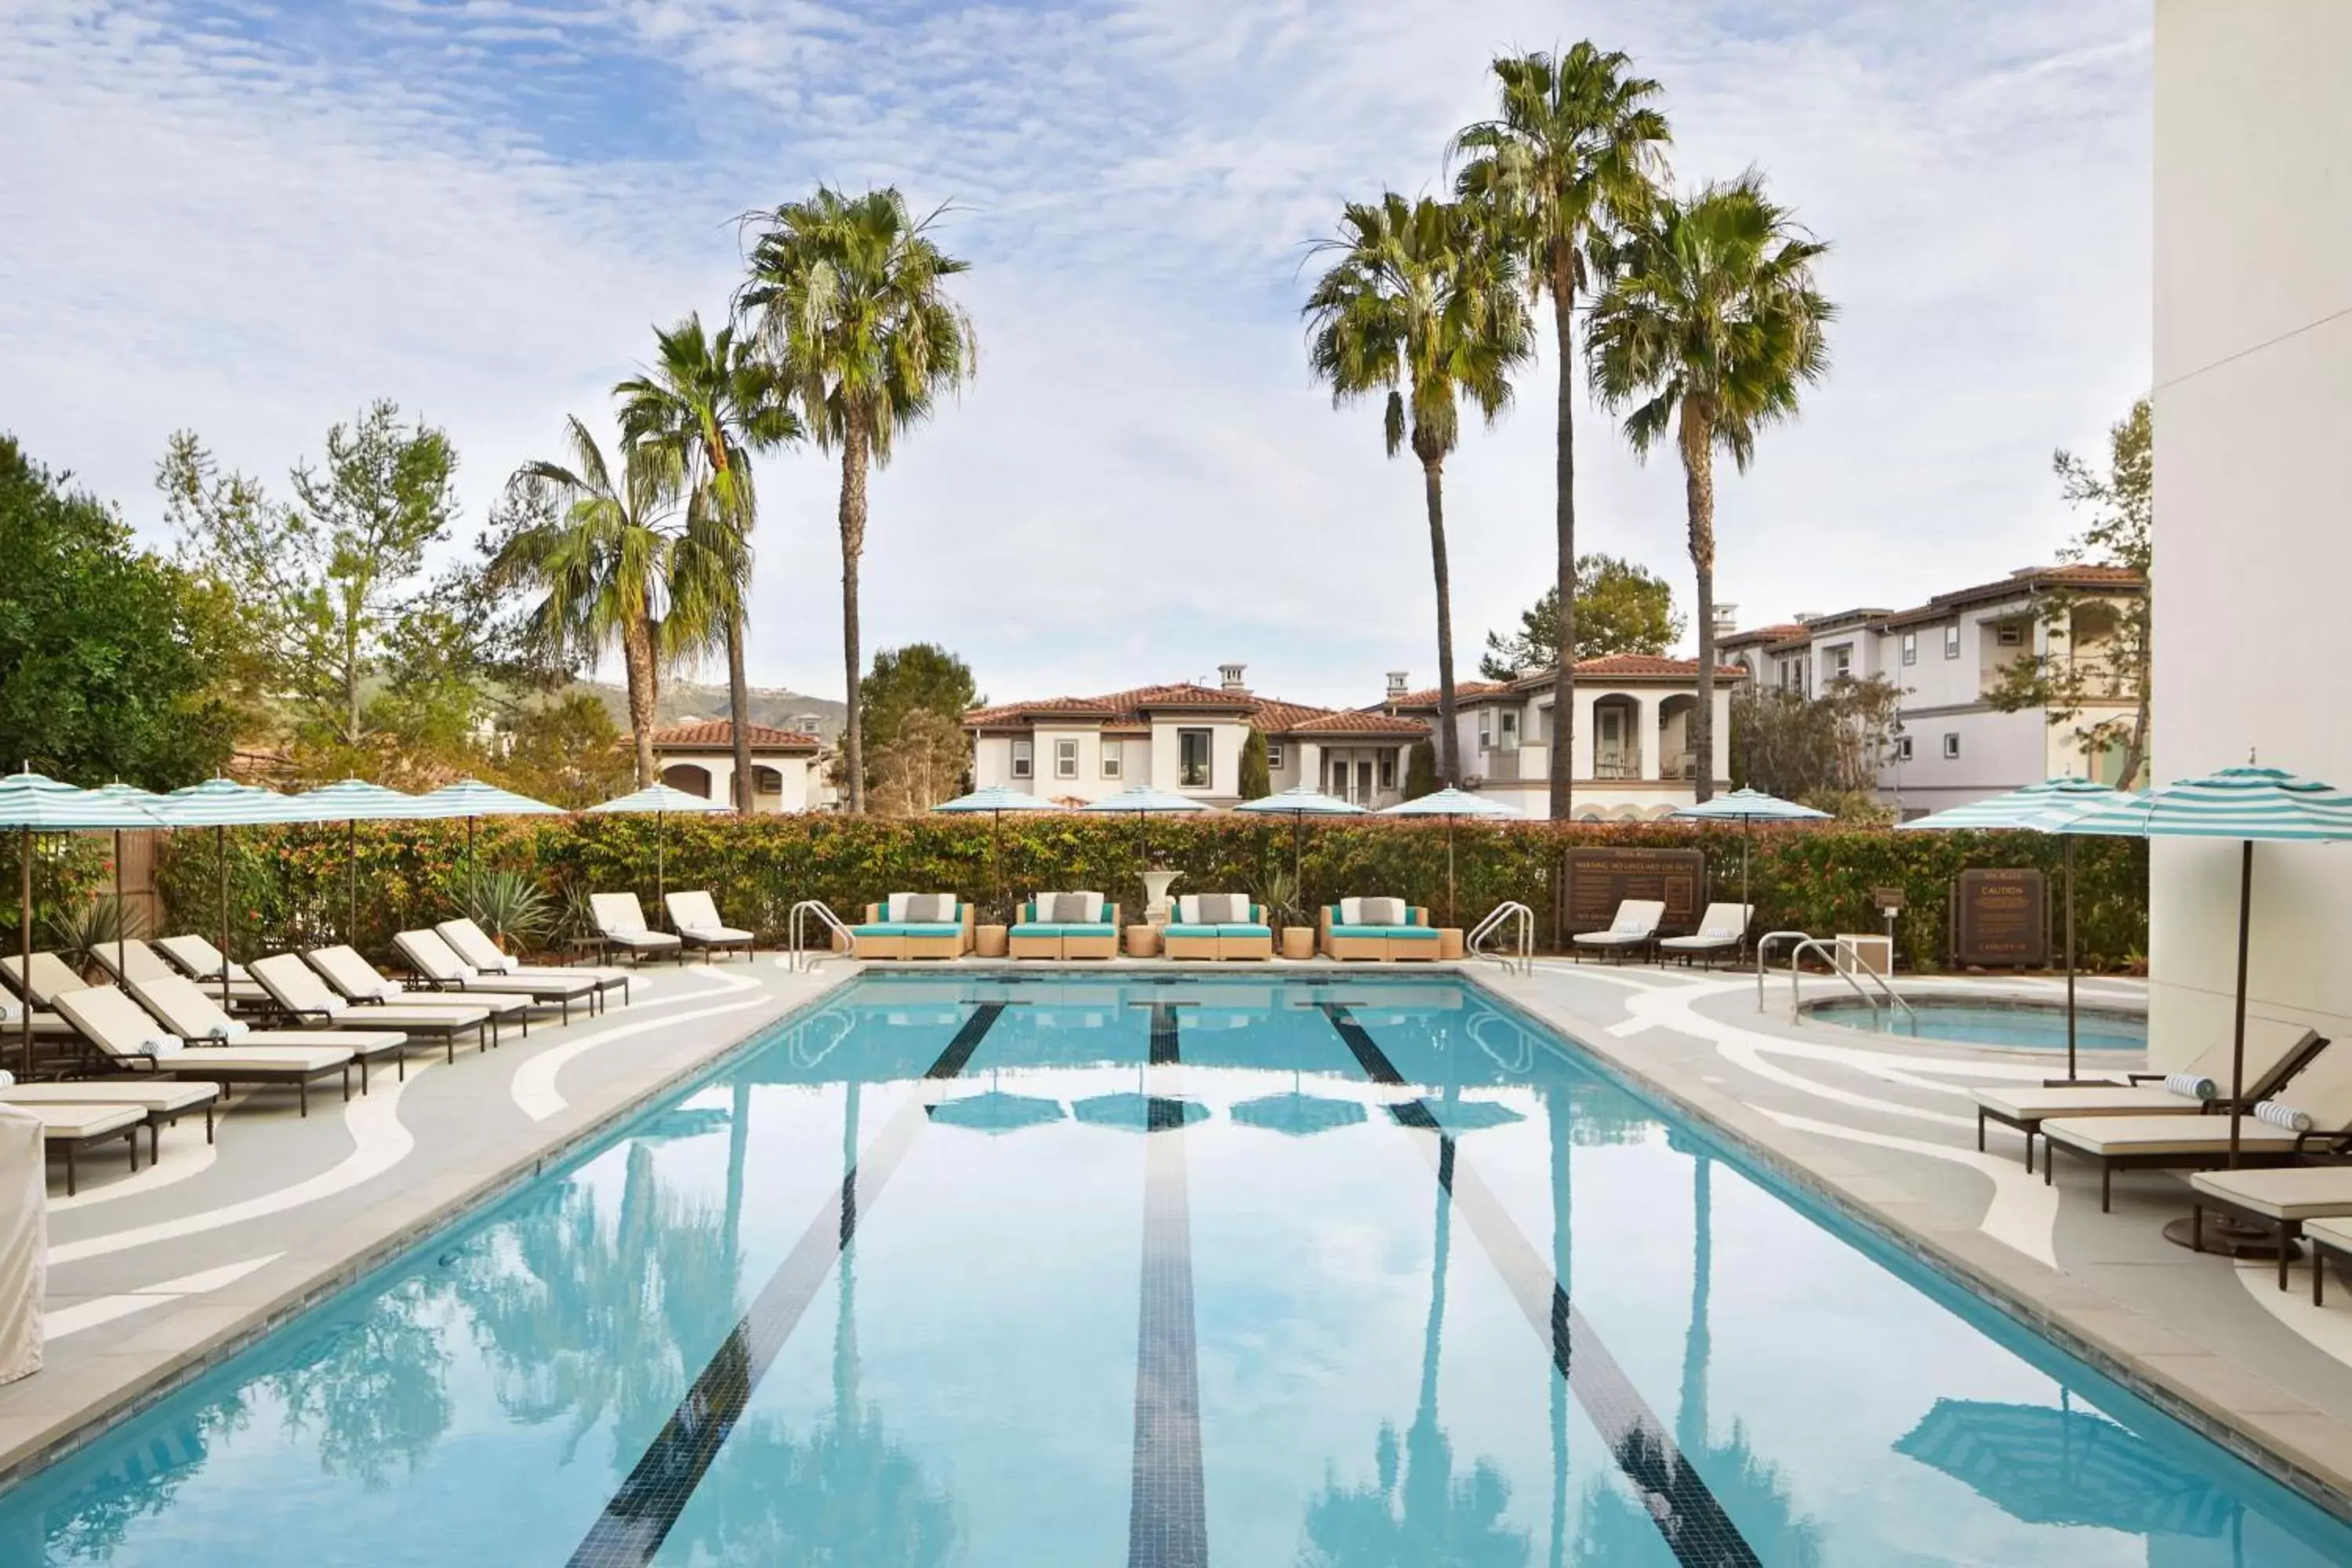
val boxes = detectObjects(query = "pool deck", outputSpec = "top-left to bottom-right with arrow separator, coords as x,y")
5,952 -> 2352,1526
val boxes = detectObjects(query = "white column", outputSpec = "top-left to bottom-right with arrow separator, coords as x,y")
1574,695 -> 1600,782
1296,742 -> 1319,796
1638,695 -> 1661,780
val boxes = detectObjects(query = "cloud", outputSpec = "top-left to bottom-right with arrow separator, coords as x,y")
0,0 -> 2148,709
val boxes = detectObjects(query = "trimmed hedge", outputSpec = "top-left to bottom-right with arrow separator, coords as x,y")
154,815 -> 2147,973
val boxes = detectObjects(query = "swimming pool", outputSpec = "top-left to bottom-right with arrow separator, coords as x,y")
1809,996 -> 2148,1052
2,971 -> 2342,1564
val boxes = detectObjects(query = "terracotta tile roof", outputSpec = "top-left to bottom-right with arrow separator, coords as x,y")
1876,564 -> 2147,630
1380,680 -> 1511,710
966,682 -> 1258,728
1286,709 -> 1428,737
643,720 -> 822,751
1559,654 -> 1751,680
1718,622 -> 1809,648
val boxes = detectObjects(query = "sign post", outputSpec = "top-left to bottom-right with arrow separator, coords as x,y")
1563,847 -> 1707,937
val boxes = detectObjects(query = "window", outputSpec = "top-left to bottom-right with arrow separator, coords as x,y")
1498,710 -> 1519,748
1900,631 -> 1917,666
1011,739 -> 1033,779
1996,622 -> 2024,647
1054,739 -> 1079,779
1178,728 -> 1212,788
1825,644 -> 1852,681
1478,714 -> 1494,751
1266,742 -> 1283,768
1379,750 -> 1397,789
1896,735 -> 1914,762
1943,732 -> 1960,760
1101,739 -> 1123,779
1944,624 -> 1961,659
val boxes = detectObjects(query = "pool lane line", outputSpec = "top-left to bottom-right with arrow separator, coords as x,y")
566,1002 -> 1006,1568
1317,1004 -> 1765,1568
1129,1001 -> 1208,1568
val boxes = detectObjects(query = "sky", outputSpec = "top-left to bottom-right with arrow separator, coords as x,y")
0,0 -> 2151,711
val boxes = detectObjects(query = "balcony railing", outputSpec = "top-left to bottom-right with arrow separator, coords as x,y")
1593,755 -> 1643,781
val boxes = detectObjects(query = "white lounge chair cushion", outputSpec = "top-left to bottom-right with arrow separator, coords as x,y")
591,894 -> 653,935
2303,1216 -> 2352,1250
1972,1085 -> 2205,1120
2040,1115 -> 2310,1157
22,1104 -> 145,1139
2,1083 -> 217,1113
172,1045 -> 356,1073
681,926 -> 753,942
2188,1167 -> 2352,1221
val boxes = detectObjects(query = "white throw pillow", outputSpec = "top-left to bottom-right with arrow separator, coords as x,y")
1177,895 -> 1201,924
1340,897 -> 1365,924
887,893 -> 914,922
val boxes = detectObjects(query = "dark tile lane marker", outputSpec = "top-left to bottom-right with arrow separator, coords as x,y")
567,1003 -> 1007,1568
1321,1004 -> 1763,1568
1129,1001 -> 1207,1568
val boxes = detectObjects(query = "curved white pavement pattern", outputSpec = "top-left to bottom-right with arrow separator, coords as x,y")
510,965 -> 765,1121
46,1254 -> 284,1341
1759,1107 -> 2061,1266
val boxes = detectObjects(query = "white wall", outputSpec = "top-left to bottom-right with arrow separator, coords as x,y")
2149,0 -> 2352,1065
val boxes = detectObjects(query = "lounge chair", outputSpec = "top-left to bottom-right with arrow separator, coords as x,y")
1164,895 -> 1272,961
1011,894 -> 1120,960
589,894 -> 684,964
2042,1040 -> 2352,1211
126,972 -> 410,1092
303,946 -> 535,1038
434,918 -> 626,1007
405,927 -> 609,1019
154,934 -> 252,986
1319,898 -> 1441,963
0,951 -> 94,1008
1657,903 -> 1753,967
6,1102 -> 145,1196
2,1080 -> 220,1154
664,891 -> 756,961
849,895 -> 972,960
1973,1018 -> 2322,1171
1570,900 -> 1666,963
93,938 -> 268,1008
2185,1167 -> 2352,1293
246,954 -> 492,1063
0,994 -> 75,1042
2303,1217 -> 2352,1307
53,985 -> 354,1117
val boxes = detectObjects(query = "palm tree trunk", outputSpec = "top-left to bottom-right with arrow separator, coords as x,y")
726,617 -> 753,813
839,416 -> 871,815
1681,405 -> 1719,802
1422,455 -> 1461,788
1548,251 -> 1578,821
622,615 -> 660,787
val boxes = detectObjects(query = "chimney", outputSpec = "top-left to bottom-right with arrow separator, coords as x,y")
1385,670 -> 1409,698
1219,662 -> 1247,693
1711,602 -> 1739,638
793,713 -> 821,737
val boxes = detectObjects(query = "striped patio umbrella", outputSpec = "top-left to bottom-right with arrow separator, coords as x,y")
934,786 -> 1065,923
1671,788 -> 1831,940
291,779 -> 434,947
160,778 -> 321,1009
0,773 -> 172,1074
1235,784 -> 1365,893
411,778 -> 564,889
1900,778 -> 2126,1083
88,782 -> 172,1002
585,782 -> 732,912
1080,785 -> 1212,914
2060,766 -> 2352,1172
1894,1395 -> 2235,1537
1381,788 -> 1519,927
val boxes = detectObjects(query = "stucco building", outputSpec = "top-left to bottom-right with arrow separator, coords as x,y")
637,720 -> 832,813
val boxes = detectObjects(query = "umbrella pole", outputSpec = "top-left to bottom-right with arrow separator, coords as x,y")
1447,815 -> 1457,929
19,826 -> 31,1079
2064,837 -> 2079,1082
1741,818 -> 1753,958
2228,840 -> 2253,1169
348,818 -> 359,948
114,826 -> 128,992
656,808 -> 666,915
216,825 -> 231,1011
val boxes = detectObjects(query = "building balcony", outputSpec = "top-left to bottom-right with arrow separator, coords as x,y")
1594,754 -> 1644,781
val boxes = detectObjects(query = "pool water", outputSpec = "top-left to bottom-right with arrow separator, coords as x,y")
2,972 -> 2341,1565
1809,996 -> 2149,1053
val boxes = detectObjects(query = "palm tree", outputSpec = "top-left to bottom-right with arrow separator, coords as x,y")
488,419 -> 682,786
737,187 -> 978,815
1305,194 -> 1533,787
615,312 -> 801,812
1454,45 -> 1670,820
1586,173 -> 1832,801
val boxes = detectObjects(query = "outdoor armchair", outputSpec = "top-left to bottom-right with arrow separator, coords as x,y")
1165,895 -> 1272,962
851,895 -> 972,960
589,894 -> 684,963
1570,901 -> 1667,964
664,891 -> 756,961
1011,894 -> 1119,960
1319,898 -> 1440,963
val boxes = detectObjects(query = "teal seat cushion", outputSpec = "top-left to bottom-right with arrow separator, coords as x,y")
1062,924 -> 1116,937
854,922 -> 963,937
1163,924 -> 1221,938
1215,924 -> 1272,938
1330,924 -> 1436,940
1010,923 -> 1064,938
1327,924 -> 1390,938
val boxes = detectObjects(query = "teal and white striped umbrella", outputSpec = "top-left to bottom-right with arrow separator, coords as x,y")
1233,784 -> 1364,818
586,783 -> 731,909
1671,787 -> 1829,825
412,778 -> 564,820
1382,788 -> 1519,927
158,776 -> 319,826
2054,765 -> 2352,840
2060,765 -> 2352,1174
933,786 -> 1065,815
1078,785 -> 1213,816
0,771 -> 172,829
292,780 -> 435,946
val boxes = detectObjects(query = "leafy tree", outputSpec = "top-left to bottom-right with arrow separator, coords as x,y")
1454,43 -> 1671,820
1731,675 -> 1899,805
858,644 -> 978,772
866,708 -> 972,817
1588,173 -> 1833,800
1985,398 -> 2151,787
739,187 -> 978,815
1306,193 -> 1534,789
615,312 -> 802,810
487,419 -> 683,787
0,437 -> 245,786
489,691 -> 634,810
1480,553 -> 1685,680
1237,729 -> 1272,800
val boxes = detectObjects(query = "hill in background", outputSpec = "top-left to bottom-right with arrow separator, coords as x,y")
567,681 -> 847,740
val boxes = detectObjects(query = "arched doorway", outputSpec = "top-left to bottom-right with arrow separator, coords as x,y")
661,763 -> 714,800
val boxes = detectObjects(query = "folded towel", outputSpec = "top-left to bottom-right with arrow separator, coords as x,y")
140,1035 -> 185,1058
455,964 -> 480,981
2255,1100 -> 2314,1133
0,1069 -> 14,1088
2163,1072 -> 2217,1102
205,1021 -> 251,1041
374,982 -> 405,1000
318,996 -> 348,1020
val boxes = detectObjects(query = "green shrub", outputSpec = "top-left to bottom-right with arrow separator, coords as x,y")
154,813 -> 2147,971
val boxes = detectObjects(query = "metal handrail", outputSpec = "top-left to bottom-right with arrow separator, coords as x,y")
1468,901 -> 1534,976
1755,930 -> 1814,1011
1467,1011 -> 1536,1074
1786,937 -> 1916,1031
787,899 -> 853,972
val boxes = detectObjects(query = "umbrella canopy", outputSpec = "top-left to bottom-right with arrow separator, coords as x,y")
1381,788 -> 1519,927
1233,785 -> 1364,818
1895,1397 -> 2236,1537
2058,765 -> 2352,1177
584,782 -> 735,817
1898,778 -> 2128,1083
1231,1091 -> 1368,1135
160,779 -> 325,1010
292,779 -> 436,947
1388,1097 -> 1525,1134
1071,1091 -> 1210,1132
412,778 -> 565,820
927,1090 -> 1067,1134
1077,785 -> 1214,816
932,786 -> 1065,815
1669,787 -> 1829,825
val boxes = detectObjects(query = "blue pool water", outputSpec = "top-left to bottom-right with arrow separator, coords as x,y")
1810,996 -> 2148,1052
2,972 -> 2342,1564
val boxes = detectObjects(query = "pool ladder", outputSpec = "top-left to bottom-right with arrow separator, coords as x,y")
1467,901 -> 1534,976
1755,930 -> 1915,1032
786,900 -> 854,972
